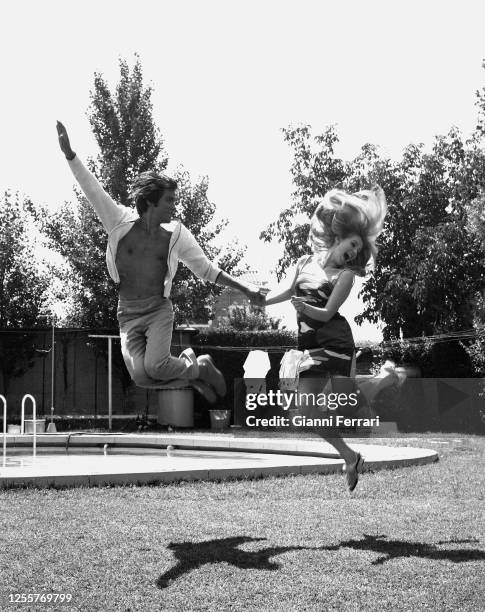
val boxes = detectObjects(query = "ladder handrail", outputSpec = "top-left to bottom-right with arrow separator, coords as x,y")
21,394 -> 37,458
1,395 -> 6,466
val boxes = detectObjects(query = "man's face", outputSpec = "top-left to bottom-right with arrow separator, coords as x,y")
152,189 -> 177,223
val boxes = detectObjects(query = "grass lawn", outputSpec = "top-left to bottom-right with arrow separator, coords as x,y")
1,433 -> 484,612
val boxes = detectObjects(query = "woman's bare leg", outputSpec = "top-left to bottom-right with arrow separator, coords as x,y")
297,375 -> 359,465
297,373 -> 365,490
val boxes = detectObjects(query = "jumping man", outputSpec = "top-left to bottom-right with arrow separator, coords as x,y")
57,121 -> 264,402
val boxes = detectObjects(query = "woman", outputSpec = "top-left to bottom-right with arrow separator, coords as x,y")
265,186 -> 389,491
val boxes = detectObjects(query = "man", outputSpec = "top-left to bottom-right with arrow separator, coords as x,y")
57,121 -> 264,402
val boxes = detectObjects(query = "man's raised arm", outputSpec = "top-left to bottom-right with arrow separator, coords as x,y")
56,121 -> 126,233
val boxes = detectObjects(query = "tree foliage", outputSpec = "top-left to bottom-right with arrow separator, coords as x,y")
41,56 -> 245,327
0,191 -> 49,327
462,193 -> 485,374
0,192 -> 50,392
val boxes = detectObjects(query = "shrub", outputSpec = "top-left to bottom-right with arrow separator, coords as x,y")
196,328 -> 296,348
220,305 -> 282,331
380,338 -> 434,373
371,337 -> 474,377
463,293 -> 485,375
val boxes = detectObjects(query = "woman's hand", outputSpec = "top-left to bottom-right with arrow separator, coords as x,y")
291,296 -> 307,314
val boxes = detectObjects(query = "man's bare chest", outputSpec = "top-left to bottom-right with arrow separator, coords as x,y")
116,224 -> 172,266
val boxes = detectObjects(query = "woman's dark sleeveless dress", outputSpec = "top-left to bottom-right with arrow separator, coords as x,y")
295,255 -> 355,377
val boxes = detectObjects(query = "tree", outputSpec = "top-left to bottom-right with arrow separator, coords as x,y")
0,191 -> 50,392
0,191 -> 49,328
463,193 -> 485,374
41,56 -> 246,327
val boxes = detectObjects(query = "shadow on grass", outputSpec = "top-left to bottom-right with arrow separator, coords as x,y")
323,534 -> 485,566
156,534 -> 485,588
156,536 -> 310,588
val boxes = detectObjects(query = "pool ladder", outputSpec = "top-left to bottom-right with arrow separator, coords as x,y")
1,394 -> 38,466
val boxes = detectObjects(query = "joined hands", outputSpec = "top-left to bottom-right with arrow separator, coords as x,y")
246,286 -> 267,308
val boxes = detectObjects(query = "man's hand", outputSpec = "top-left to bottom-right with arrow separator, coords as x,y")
56,121 -> 76,160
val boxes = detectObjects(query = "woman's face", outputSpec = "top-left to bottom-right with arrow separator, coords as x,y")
331,233 -> 364,266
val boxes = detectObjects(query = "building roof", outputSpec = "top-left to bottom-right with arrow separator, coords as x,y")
235,270 -> 269,286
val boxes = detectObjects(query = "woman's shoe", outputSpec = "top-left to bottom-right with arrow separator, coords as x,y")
344,453 -> 365,492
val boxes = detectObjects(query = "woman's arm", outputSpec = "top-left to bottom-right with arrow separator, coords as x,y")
291,269 -> 354,322
265,285 -> 293,306
265,258 -> 304,306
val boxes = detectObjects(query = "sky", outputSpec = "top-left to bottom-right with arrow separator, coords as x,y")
1,0 -> 484,339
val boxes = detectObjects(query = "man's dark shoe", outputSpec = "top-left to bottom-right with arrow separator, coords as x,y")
191,379 -> 217,404
197,355 -> 227,397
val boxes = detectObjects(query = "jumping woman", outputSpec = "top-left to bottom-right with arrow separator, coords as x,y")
265,186 -> 389,491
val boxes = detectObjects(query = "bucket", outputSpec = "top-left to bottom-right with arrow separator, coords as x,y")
209,409 -> 231,431
157,387 -> 194,427
7,424 -> 21,434
24,419 -> 45,434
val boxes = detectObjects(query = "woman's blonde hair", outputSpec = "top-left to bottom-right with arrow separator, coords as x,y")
309,186 -> 387,275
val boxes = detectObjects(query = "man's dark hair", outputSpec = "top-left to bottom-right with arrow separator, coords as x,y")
130,171 -> 178,216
